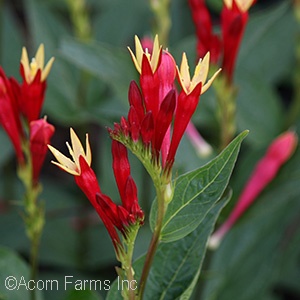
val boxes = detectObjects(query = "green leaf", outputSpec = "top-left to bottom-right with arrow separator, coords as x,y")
24,0 -> 70,52
1,5 -> 24,76
93,0 -> 151,46
0,247 -> 31,300
236,72 -> 283,147
150,131 -> 248,243
59,39 -> 135,100
237,1 -> 296,84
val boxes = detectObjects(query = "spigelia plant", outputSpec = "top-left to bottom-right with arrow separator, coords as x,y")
0,1 -> 299,300
0,44 -> 55,298
48,35 -> 248,300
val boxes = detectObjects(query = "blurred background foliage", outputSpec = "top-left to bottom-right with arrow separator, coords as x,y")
0,0 -> 299,299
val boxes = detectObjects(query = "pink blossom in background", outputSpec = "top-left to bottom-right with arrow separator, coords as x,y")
209,130 -> 298,249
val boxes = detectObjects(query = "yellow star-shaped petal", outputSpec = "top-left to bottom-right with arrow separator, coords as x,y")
48,128 -> 91,176
223,0 -> 255,12
128,35 -> 162,74
21,44 -> 55,83
177,52 -> 221,95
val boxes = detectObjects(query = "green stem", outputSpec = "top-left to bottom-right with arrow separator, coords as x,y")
66,0 -> 92,41
149,0 -> 171,47
138,183 -> 167,299
215,75 -> 237,150
18,139 -> 44,300
24,184 -> 44,300
29,224 -> 42,300
124,228 -> 139,300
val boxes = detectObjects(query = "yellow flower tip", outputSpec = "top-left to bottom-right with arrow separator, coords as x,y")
201,67 -> 222,94
41,57 -> 55,81
151,34 -> 161,72
35,44 -> 45,69
223,0 -> 255,12
47,144 -> 79,176
20,43 -> 55,83
128,35 -> 162,74
178,52 -> 191,94
47,128 -> 92,176
21,47 -> 31,83
177,52 -> 220,95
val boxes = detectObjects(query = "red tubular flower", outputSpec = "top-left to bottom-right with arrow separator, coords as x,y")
19,44 -> 54,123
19,68 -> 46,123
129,36 -> 176,131
48,130 -> 122,250
189,0 -> 256,82
165,52 -> 221,170
48,129 -> 100,207
166,84 -> 202,168
209,130 -> 298,249
29,118 -> 55,185
221,1 -> 249,82
188,0 -> 222,64
0,67 -> 24,164
48,130 -> 144,253
76,158 -> 123,250
112,140 -> 144,222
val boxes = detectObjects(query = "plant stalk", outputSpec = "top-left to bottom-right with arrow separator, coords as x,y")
138,183 -> 167,299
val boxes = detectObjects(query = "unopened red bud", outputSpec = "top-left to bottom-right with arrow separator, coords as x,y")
112,140 -> 131,204
120,117 -> 129,137
30,118 -> 55,184
128,81 -> 145,123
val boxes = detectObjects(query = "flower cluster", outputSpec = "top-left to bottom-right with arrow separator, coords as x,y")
0,44 -> 55,185
189,0 -> 256,82
109,36 -> 220,177
48,35 -> 219,259
48,129 -> 144,254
